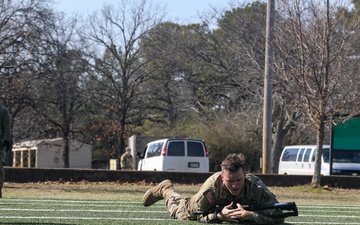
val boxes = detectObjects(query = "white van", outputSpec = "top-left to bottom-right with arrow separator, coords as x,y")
137,138 -> 209,172
278,145 -> 360,175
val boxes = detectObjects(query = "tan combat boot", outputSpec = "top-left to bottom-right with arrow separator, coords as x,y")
142,179 -> 173,207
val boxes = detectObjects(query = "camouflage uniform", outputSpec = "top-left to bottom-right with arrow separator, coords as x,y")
0,105 -> 11,197
120,152 -> 133,170
165,172 -> 284,224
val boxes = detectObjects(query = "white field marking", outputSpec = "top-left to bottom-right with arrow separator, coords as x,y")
0,216 -> 176,221
298,206 -> 360,209
15,205 -> 164,209
1,198 -> 165,205
2,199 -> 142,204
0,206 -> 360,216
3,199 -> 360,222
3,201 -> 359,211
7,209 -> 358,218
1,216 -> 360,224
0,199 -> 165,208
298,214 -> 360,218
4,200 -> 359,209
289,222 -> 360,225
0,208 -> 167,213
5,198 -> 163,203
300,209 -> 360,213
3,199 -> 359,209
1,208 -> 359,219
0,202 -> 165,208
2,200 -> 359,212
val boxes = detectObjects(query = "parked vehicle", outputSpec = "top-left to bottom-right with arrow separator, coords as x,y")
278,145 -> 360,176
136,138 -> 209,172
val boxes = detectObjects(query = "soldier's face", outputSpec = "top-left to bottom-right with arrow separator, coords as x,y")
221,168 -> 245,196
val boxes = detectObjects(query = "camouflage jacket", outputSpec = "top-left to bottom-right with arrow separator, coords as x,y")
120,153 -> 133,169
192,172 -> 284,224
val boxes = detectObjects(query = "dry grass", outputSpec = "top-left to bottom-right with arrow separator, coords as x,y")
269,185 -> 360,205
3,181 -> 360,206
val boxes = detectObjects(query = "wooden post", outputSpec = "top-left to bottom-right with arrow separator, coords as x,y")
262,0 -> 275,173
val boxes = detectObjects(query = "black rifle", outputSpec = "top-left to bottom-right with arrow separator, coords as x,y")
194,202 -> 298,219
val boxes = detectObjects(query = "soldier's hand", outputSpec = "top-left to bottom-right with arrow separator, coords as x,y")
234,203 -> 255,221
218,202 -> 241,223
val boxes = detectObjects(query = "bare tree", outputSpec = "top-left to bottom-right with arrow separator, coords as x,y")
82,0 -> 165,157
0,0 -> 53,129
30,14 -> 90,168
274,0 -> 360,186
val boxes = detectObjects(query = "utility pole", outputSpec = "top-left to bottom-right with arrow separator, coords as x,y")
262,0 -> 275,174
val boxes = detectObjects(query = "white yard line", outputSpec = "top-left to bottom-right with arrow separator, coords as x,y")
0,216 -> 360,225
299,209 -> 360,213
290,222 -> 360,225
0,208 -> 167,213
2,208 -> 358,218
5,199 -> 360,209
298,206 -> 360,209
2,199 -> 141,204
298,215 -> 360,218
0,216 -> 176,221
1,199 -> 360,224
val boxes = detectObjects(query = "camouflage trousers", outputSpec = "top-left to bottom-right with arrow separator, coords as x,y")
165,192 -> 199,221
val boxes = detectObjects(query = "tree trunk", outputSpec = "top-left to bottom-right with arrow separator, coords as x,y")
311,119 -> 325,187
118,106 -> 127,158
63,138 -> 70,168
271,103 -> 286,173
271,100 -> 295,173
